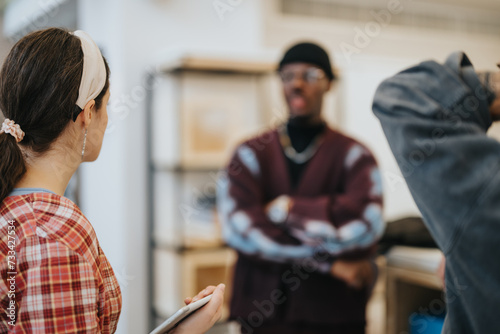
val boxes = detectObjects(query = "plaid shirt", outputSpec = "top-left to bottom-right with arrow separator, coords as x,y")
0,193 -> 122,333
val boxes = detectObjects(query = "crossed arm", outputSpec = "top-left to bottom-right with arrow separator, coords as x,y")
218,142 -> 384,287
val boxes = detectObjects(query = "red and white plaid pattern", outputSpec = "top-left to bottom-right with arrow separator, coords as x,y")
0,193 -> 122,333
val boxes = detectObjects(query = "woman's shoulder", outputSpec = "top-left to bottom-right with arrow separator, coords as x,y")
1,193 -> 100,265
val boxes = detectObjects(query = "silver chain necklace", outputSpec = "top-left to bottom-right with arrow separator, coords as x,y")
277,123 -> 325,164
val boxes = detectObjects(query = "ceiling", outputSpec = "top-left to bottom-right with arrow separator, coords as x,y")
418,0 -> 500,11
305,0 -> 500,12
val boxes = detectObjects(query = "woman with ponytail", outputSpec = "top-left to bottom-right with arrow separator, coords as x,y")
0,28 -> 224,333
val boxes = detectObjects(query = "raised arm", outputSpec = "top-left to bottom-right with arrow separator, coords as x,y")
372,51 -> 500,253
372,51 -> 500,332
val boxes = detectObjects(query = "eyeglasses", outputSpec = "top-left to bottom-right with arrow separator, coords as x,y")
279,68 -> 326,84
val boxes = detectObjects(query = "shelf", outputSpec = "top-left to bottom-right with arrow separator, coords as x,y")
146,52 -> 279,331
153,247 -> 237,320
156,49 -> 277,74
384,248 -> 445,334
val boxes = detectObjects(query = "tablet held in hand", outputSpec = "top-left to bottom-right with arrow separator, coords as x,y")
150,295 -> 213,334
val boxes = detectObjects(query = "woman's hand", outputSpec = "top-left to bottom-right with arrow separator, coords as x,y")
169,284 -> 225,334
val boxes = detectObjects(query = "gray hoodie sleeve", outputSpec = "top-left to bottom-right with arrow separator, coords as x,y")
372,51 -> 500,333
372,51 -> 498,253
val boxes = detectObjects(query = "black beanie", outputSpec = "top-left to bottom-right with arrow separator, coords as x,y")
278,42 -> 335,81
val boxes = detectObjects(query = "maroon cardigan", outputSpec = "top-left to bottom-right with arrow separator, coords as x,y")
218,126 -> 384,328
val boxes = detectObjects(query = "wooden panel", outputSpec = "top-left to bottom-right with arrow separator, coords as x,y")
153,171 -> 224,249
179,72 -> 267,169
385,265 -> 445,334
181,248 -> 237,320
159,55 -> 276,74
154,247 -> 237,320
151,71 -> 273,170
366,256 -> 387,334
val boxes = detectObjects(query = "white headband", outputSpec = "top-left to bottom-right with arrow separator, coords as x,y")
72,30 -> 106,109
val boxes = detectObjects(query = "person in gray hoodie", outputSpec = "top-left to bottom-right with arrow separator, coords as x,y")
372,51 -> 500,333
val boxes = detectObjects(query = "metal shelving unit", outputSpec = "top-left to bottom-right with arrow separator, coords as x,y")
145,53 -> 277,332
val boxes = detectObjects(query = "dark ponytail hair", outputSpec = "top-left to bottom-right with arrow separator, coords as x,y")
0,28 -> 110,203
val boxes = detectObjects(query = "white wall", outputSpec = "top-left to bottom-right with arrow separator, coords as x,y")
0,15 -> 13,64
76,1 -> 137,334
0,13 -> 13,122
77,1 -> 267,333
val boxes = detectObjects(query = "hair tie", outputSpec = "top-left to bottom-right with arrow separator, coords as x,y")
1,118 -> 25,143
71,30 -> 106,110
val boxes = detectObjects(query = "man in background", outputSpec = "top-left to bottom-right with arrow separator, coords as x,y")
218,42 -> 385,334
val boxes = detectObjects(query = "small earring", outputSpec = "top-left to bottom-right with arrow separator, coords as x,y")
81,129 -> 87,160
